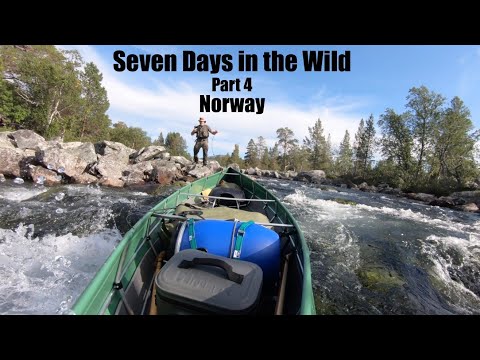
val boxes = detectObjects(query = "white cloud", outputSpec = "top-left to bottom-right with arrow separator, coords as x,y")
57,45 -> 369,155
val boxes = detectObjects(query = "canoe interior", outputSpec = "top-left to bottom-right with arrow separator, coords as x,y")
72,168 -> 315,315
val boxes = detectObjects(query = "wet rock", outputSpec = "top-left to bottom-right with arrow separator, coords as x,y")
285,170 -> 297,178
330,198 -> 357,206
294,170 -> 326,184
122,162 -> 153,186
0,174 -> 5,182
246,167 -> 256,175
405,192 -> 437,203
28,166 -> 62,186
99,177 -> 124,187
357,266 -> 405,291
71,173 -> 99,185
461,203 -> 479,212
450,191 -> 480,207
151,160 -> 178,185
429,196 -> 456,208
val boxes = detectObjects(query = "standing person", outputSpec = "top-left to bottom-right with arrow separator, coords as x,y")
191,117 -> 218,166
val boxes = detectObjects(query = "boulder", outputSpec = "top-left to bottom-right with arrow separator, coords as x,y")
246,167 -> 256,175
0,132 -> 15,148
36,147 -> 88,178
95,141 -> 135,164
429,196 -> 456,208
405,192 -> 437,203
461,203 -> 479,212
94,156 -> 124,180
28,166 -> 62,186
9,130 -> 47,150
187,165 -> 214,178
294,170 -> 326,184
285,170 -> 298,178
0,148 -> 25,177
71,173 -> 99,185
131,145 -> 167,163
62,142 -> 97,165
171,156 -> 192,167
122,162 -> 153,186
99,177 -> 124,188
151,160 -> 178,185
450,191 -> 480,207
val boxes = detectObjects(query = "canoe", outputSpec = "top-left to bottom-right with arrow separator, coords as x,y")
71,167 -> 316,315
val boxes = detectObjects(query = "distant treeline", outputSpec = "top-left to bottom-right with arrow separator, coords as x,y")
213,87 -> 479,195
1,45 -> 478,195
0,45 -> 190,158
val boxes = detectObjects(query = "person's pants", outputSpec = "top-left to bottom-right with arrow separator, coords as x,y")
193,140 -> 209,165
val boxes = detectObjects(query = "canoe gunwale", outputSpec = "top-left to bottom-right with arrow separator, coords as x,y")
71,167 -> 315,315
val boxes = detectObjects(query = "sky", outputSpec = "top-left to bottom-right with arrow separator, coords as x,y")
57,45 -> 480,157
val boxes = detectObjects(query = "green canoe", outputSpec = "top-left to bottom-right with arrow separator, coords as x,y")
71,167 -> 315,315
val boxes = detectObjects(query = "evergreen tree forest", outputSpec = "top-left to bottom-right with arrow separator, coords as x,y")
1,46 -> 478,194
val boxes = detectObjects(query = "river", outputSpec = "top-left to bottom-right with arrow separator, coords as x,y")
0,178 -> 479,314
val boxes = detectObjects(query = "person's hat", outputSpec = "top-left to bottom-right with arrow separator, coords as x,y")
199,117 -> 206,123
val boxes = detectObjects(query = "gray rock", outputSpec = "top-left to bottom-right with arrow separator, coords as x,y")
0,148 -> 25,177
36,147 -> 88,178
246,167 -> 256,175
158,152 -> 170,161
122,162 -> 153,186
450,191 -> 480,206
95,141 -> 135,164
28,166 -> 62,186
461,203 -> 479,212
405,192 -> 437,203
0,174 -> 5,182
171,156 -> 192,167
94,156 -> 124,180
62,142 -> 97,165
0,132 -> 15,148
132,145 -> 167,163
285,170 -> 298,178
294,170 -> 326,184
99,177 -> 124,188
71,173 -> 99,185
10,130 -> 47,150
187,165 -> 214,178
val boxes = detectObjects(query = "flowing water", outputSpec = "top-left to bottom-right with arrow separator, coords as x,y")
0,178 -> 479,314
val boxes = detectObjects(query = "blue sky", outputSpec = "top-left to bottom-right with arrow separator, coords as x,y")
58,45 -> 480,157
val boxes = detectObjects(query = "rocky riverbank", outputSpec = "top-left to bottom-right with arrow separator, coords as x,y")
0,129 -> 224,188
1,129 -> 478,213
240,166 -> 480,214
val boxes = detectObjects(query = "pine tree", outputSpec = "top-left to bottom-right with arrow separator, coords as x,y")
244,139 -> 258,168
336,130 -> 353,176
229,144 -> 243,166
152,132 -> 165,146
303,118 -> 328,169
354,115 -> 376,176
276,127 -> 298,170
